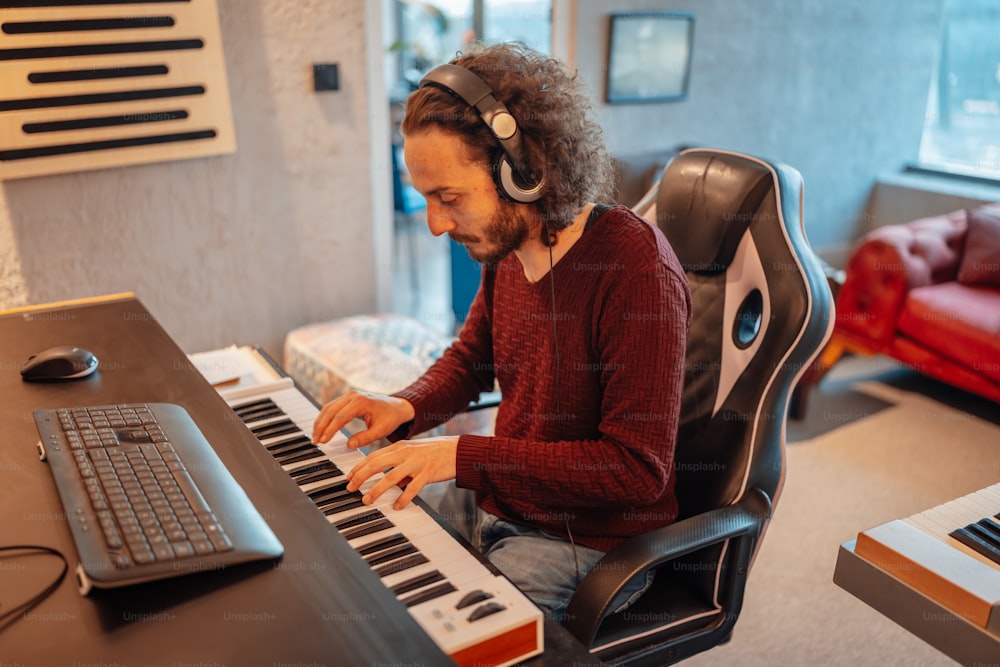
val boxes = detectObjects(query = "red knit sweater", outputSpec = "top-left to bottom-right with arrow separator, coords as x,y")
394,205 -> 691,552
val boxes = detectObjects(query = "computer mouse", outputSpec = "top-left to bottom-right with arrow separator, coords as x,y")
20,345 -> 99,381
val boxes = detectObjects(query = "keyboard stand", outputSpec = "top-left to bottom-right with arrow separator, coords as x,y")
835,540 -> 1000,664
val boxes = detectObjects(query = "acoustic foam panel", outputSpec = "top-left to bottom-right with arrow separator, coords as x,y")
0,0 -> 236,180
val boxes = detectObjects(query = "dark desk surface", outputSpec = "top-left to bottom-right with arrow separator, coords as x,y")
0,296 -> 599,666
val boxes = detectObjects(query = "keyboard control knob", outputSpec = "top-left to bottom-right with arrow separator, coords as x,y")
467,601 -> 505,622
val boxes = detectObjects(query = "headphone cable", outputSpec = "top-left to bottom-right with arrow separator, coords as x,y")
547,223 -> 581,590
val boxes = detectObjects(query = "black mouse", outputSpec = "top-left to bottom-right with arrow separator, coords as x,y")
20,345 -> 99,381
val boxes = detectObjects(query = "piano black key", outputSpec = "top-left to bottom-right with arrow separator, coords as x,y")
236,405 -> 285,423
333,508 -> 386,531
356,533 -> 408,557
365,542 -> 419,567
290,462 -> 342,486
230,397 -> 277,414
390,570 -> 446,596
289,459 -> 339,476
401,581 -> 457,608
315,488 -> 362,509
949,526 -> 1000,567
262,431 -> 309,447
295,469 -> 342,486
230,396 -> 283,418
375,553 -> 429,578
250,419 -> 301,440
276,446 -> 326,465
307,479 -> 350,501
311,488 -> 356,508
319,496 -> 365,516
974,518 -> 1000,542
266,436 -> 314,456
340,516 -> 394,541
968,521 -> 1000,555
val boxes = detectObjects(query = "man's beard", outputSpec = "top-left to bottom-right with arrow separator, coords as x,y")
450,200 -> 530,265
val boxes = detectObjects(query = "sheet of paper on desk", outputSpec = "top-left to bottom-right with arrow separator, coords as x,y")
188,345 -> 281,388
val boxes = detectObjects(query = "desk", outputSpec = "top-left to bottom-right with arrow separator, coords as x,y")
834,540 -> 1000,666
0,296 -> 598,666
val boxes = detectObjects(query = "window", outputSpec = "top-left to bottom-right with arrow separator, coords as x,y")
916,0 -> 1000,182
387,0 -> 551,100
481,0 -> 551,53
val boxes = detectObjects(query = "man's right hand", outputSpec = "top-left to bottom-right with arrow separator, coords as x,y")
312,390 -> 416,449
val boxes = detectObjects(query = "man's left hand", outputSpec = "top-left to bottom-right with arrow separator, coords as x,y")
346,436 -> 458,510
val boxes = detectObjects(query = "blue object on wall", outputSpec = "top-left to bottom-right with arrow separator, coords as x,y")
449,240 -> 481,327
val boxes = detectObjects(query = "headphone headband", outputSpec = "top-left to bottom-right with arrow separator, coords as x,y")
419,63 -> 543,203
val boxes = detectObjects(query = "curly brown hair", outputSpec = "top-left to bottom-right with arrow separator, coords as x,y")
401,42 -> 615,244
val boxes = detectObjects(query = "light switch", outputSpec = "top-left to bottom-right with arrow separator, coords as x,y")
313,63 -> 339,92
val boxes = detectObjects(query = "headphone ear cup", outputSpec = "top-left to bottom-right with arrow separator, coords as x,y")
494,154 -> 544,204
419,64 -> 544,204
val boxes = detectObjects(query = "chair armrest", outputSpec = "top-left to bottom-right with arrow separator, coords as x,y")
563,489 -> 771,647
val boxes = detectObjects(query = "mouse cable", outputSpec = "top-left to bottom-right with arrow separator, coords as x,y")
0,545 -> 69,633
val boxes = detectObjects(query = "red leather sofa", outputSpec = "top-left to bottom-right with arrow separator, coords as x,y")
813,203 -> 1000,404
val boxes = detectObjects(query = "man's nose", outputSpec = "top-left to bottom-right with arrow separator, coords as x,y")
426,211 -> 455,237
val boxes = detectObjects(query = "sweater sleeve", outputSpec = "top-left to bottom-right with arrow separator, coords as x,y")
455,256 -> 691,512
392,270 -> 498,437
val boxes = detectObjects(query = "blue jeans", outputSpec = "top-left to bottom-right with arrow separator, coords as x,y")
421,482 -> 652,621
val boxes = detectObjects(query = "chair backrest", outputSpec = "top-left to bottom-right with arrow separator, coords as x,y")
643,148 -> 833,521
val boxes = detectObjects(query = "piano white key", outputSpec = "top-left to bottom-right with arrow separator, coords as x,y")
977,483 -> 1000,506
954,492 -> 998,519
936,502 -> 978,526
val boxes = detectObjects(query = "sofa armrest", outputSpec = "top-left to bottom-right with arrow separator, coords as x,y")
836,209 -> 968,343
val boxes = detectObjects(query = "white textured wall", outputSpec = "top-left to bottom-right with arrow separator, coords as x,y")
574,0 -> 945,254
0,0 -> 391,361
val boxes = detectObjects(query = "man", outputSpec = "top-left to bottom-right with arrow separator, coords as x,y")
313,42 -> 691,619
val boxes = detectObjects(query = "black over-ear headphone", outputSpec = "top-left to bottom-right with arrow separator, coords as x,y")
419,63 -> 545,203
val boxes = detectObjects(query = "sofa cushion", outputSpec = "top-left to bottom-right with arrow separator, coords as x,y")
897,282 -> 1000,383
862,210 -> 967,286
957,206 -> 1000,287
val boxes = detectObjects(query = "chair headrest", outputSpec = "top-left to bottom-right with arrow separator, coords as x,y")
655,151 -> 773,273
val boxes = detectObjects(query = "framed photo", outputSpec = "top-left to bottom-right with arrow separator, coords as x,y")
606,11 -> 694,104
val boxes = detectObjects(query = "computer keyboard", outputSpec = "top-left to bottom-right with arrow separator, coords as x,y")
33,402 -> 283,595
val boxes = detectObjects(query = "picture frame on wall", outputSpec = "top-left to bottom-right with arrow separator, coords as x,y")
605,11 -> 694,104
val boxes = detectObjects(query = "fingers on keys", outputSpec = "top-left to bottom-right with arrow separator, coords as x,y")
347,446 -> 423,510
312,391 -> 407,448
